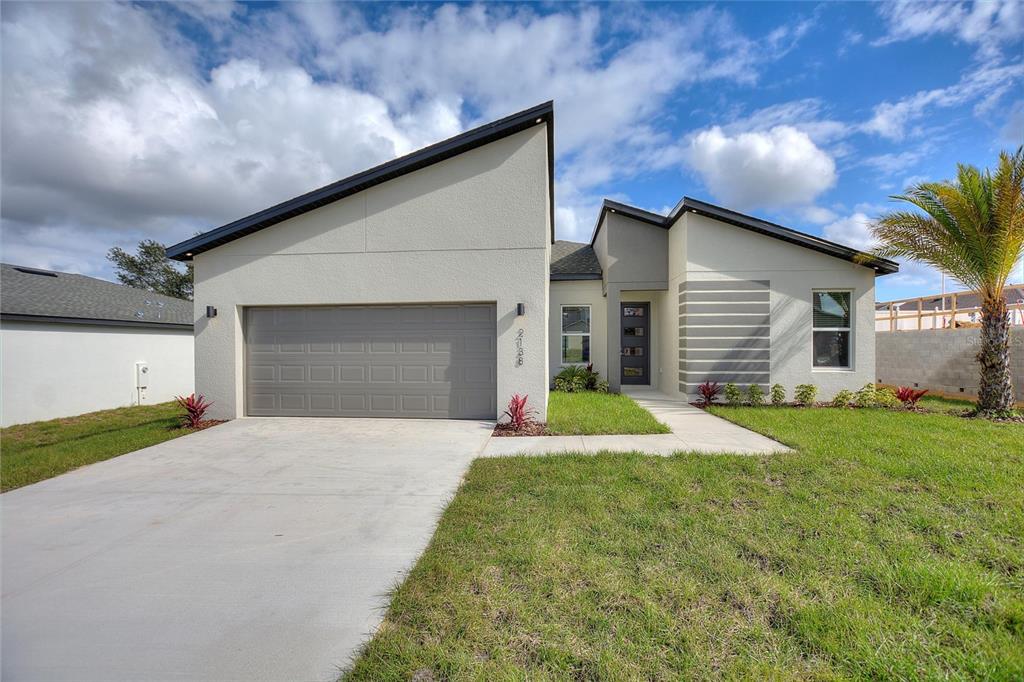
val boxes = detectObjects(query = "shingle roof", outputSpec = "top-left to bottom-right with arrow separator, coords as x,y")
550,240 -> 602,280
0,264 -> 193,328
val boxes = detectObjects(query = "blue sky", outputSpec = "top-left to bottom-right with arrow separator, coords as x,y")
2,1 -> 1022,301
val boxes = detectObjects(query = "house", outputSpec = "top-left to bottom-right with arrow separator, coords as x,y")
166,101 -> 897,421
0,264 -> 194,426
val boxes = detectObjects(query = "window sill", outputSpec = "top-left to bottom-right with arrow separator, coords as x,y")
812,367 -> 854,372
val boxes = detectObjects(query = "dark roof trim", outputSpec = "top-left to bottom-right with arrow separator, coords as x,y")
589,196 -> 899,275
550,273 -> 603,281
1,313 -> 193,331
168,101 -> 555,261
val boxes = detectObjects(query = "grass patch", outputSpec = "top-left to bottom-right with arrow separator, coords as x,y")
546,391 -> 670,435
2,402 -> 190,492
346,407 -> 1023,680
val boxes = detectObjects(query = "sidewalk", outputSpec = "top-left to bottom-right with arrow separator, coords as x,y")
481,388 -> 791,457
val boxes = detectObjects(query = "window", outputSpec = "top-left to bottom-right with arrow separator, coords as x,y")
623,306 -> 645,317
561,305 -> 591,364
812,291 -> 852,368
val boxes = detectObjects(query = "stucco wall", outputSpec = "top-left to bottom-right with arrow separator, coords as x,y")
0,321 -> 194,426
877,327 -> 1024,401
682,212 -> 878,400
192,125 -> 551,420
549,280 -> 608,384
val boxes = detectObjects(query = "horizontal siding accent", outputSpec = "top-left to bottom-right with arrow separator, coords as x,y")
682,291 -> 770,303
680,360 -> 771,372
680,302 -> 770,315
685,348 -> 770,360
681,371 -> 771,383
685,326 -> 770,338
682,314 -> 771,327
679,280 -> 769,292
681,382 -> 769,393
681,336 -> 771,350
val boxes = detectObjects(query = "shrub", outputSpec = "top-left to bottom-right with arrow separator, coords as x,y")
875,387 -> 901,409
724,382 -> 743,405
553,364 -> 607,393
747,383 -> 766,406
794,384 -> 818,406
502,393 -> 536,430
831,389 -> 855,407
895,386 -> 929,407
770,383 -> 786,406
175,393 -> 213,428
854,383 -> 877,408
697,381 -> 721,407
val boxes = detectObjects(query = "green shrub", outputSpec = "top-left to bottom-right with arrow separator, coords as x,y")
854,383 -> 877,408
831,389 -> 855,407
794,383 -> 818,406
875,387 -> 901,409
723,382 -> 743,405
554,364 -> 608,393
770,383 -> 786,405
747,383 -> 766,407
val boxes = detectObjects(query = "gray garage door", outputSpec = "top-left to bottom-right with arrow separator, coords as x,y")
245,304 -> 497,418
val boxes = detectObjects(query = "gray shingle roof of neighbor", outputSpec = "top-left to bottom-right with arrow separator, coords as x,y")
0,263 -> 193,329
550,240 -> 602,280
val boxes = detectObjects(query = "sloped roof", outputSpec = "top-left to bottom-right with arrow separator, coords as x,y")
0,263 -> 193,328
167,101 -> 555,261
590,197 -> 900,276
550,240 -> 602,280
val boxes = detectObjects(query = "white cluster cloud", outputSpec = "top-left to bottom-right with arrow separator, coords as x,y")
686,126 -> 837,210
823,212 -> 876,251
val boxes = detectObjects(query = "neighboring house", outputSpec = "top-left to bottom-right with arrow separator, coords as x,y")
167,101 -> 897,421
0,264 -> 194,427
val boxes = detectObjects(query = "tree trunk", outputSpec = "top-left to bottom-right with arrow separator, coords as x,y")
977,296 -> 1014,412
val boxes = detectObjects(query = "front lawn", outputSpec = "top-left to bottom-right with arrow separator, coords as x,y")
346,407 -> 1022,679
1,402 -> 190,492
546,391 -> 670,435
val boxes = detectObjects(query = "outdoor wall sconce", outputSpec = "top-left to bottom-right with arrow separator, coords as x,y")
206,306 -> 218,318
516,303 -> 526,316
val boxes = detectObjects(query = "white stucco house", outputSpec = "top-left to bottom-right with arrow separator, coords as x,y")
166,101 -> 898,422
0,264 -> 195,426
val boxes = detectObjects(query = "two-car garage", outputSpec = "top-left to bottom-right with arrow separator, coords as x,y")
245,303 -> 498,419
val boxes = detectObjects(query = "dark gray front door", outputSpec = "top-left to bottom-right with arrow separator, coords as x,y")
245,304 -> 497,418
620,302 -> 650,385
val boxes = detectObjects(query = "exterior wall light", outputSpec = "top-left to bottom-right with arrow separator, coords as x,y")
516,303 -> 526,316
206,306 -> 218,318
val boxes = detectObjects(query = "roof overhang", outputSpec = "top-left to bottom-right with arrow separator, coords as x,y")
0,313 -> 194,330
588,196 -> 899,276
549,273 -> 603,281
168,101 -> 556,261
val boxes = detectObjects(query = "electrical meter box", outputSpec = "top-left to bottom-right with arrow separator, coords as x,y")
136,362 -> 150,389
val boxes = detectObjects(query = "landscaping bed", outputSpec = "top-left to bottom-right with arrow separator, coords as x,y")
1,401 -> 220,492
493,391 -> 670,437
346,407 -> 1022,680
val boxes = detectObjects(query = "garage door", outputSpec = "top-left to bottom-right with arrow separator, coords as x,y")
245,304 -> 497,418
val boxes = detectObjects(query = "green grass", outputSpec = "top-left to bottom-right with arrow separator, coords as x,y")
1,402 -> 191,492
346,407 -> 1023,680
546,391 -> 670,435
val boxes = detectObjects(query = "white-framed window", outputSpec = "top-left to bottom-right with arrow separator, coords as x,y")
561,304 -> 591,364
812,290 -> 852,369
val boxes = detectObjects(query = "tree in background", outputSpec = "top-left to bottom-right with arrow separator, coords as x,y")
870,147 -> 1024,415
107,240 -> 193,301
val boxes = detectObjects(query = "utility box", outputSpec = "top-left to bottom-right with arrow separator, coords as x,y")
135,362 -> 149,389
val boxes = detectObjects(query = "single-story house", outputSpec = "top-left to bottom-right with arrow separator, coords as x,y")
0,264 -> 195,426
167,101 -> 897,422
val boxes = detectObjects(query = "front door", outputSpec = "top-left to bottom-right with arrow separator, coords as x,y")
620,302 -> 650,385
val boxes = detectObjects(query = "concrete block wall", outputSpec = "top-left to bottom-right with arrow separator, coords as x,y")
876,327 -> 1024,401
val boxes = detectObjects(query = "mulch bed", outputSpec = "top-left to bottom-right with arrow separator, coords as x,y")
172,419 -> 226,432
491,421 -> 549,437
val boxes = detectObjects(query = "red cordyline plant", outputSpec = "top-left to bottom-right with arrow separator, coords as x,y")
175,393 -> 213,428
502,393 -> 536,431
895,386 -> 929,407
697,381 -> 721,407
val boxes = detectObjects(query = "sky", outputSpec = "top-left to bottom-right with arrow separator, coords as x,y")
1,1 -> 1022,302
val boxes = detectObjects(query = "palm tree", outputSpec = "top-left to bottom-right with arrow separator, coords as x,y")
870,147 -> 1024,414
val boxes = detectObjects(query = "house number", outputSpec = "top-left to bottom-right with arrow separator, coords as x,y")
515,328 -> 525,367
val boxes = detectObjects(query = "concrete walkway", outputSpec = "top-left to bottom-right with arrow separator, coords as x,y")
483,388 -> 791,456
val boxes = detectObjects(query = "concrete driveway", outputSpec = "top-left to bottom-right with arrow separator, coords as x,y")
1,417 -> 493,681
